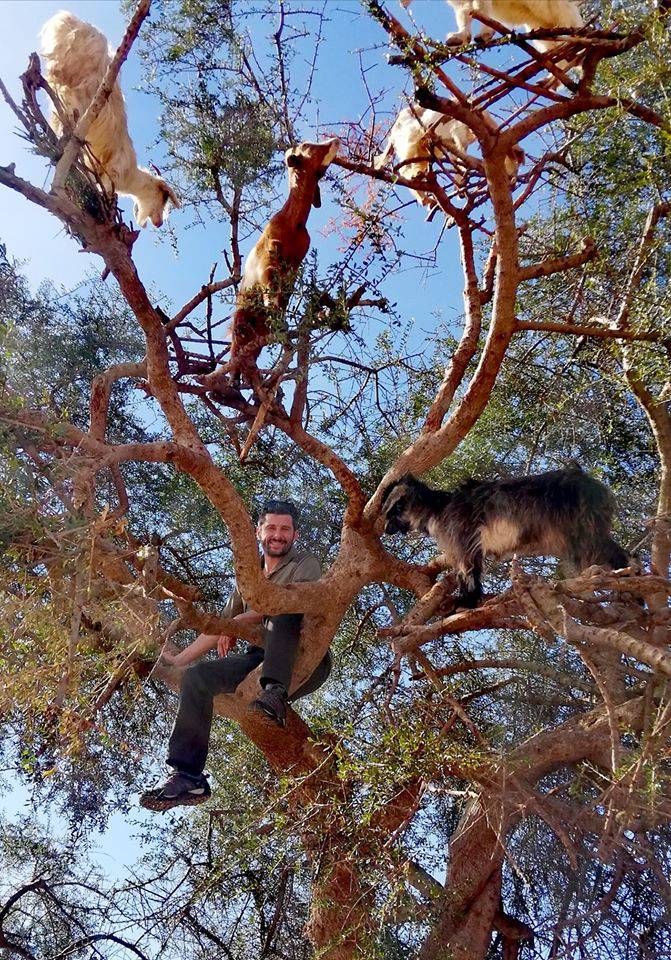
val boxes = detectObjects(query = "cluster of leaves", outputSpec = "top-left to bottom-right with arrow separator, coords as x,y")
131,0 -> 285,221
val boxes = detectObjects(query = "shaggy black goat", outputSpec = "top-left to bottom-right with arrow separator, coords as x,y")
381,466 -> 629,608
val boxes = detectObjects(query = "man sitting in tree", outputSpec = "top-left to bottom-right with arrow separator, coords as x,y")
140,499 -> 331,811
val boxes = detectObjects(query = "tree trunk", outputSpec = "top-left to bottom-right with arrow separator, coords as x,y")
419,798 -> 504,960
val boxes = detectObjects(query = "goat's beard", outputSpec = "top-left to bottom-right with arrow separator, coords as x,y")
384,514 -> 411,535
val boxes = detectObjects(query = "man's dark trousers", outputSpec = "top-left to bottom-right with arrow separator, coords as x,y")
167,613 -> 331,776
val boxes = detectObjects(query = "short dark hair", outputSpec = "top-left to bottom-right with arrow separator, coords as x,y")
258,499 -> 300,527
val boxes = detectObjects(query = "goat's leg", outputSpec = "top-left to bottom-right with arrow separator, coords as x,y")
373,136 -> 395,171
533,36 -> 584,89
446,2 -> 476,45
455,549 -> 484,609
447,2 -> 495,46
413,187 -> 435,210
471,1 -> 497,42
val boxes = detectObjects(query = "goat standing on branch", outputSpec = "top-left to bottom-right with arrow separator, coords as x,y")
229,138 -> 339,373
402,0 -> 584,76
381,466 -> 630,608
402,0 -> 583,45
374,102 -> 524,210
40,11 -> 179,228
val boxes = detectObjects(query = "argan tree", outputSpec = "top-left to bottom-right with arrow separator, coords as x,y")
1,1 -> 671,958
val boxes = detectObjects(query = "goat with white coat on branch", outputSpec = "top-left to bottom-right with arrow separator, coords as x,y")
402,1 -> 584,75
40,11 -> 179,228
374,103 -> 524,210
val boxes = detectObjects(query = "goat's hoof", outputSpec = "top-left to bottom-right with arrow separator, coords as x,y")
445,32 -> 470,46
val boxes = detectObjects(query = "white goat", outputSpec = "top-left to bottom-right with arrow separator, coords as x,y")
40,11 -> 179,228
402,1 -> 584,73
374,104 -> 524,209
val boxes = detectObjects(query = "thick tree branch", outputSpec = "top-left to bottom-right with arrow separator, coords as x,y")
423,222 -> 483,432
517,318 -> 665,343
89,360 -> 146,442
517,237 -> 596,281
615,201 -> 671,584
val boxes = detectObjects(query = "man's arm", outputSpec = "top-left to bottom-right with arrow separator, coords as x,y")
161,586 -> 261,664
217,582 -> 266,655
160,631 -> 219,667
216,608 -> 263,656
221,585 -> 245,619
221,555 -> 322,657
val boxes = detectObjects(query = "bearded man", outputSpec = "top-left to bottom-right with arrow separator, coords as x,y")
140,499 -> 330,811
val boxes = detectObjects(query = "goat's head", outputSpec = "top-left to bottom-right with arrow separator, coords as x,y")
380,473 -> 422,535
133,169 -> 181,228
504,144 -> 526,180
284,138 -> 340,207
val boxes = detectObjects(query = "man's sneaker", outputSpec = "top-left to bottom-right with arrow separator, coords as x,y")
251,684 -> 287,727
139,770 -> 210,811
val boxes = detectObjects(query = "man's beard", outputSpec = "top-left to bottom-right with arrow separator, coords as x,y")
263,537 -> 292,557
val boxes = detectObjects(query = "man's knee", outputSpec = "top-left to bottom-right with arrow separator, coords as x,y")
181,661 -> 211,697
265,613 -> 302,637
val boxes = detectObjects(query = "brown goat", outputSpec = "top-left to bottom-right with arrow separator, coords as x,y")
230,137 -> 340,372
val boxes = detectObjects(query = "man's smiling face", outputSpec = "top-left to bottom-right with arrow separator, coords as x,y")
257,513 -> 299,558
